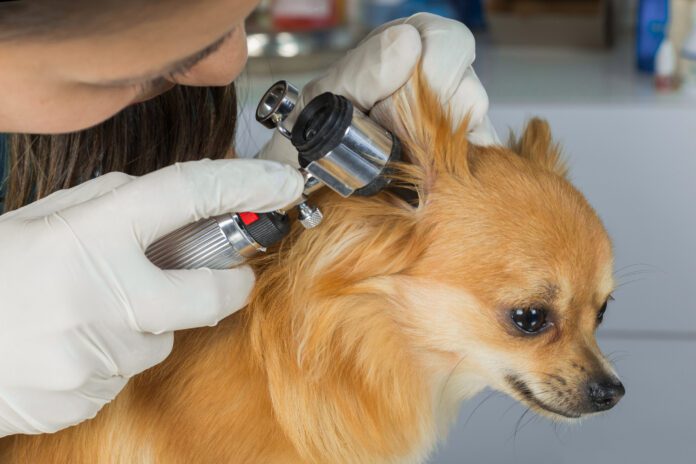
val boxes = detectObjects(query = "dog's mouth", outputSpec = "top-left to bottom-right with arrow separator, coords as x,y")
505,374 -> 581,419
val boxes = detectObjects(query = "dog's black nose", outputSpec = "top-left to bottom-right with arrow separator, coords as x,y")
587,379 -> 625,411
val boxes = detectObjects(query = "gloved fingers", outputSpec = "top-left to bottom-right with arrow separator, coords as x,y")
358,17 -> 407,39
255,135 -> 300,168
406,13 -> 477,103
469,115 -> 502,147
362,13 -> 475,102
300,24 -> 422,112
0,377 -> 127,435
128,265 -> 255,334
405,14 -> 501,144
5,172 -> 135,220
71,322 -> 175,378
106,332 -> 174,377
361,13 -> 500,146
75,375 -> 129,406
74,159 -> 304,248
447,67 -> 490,132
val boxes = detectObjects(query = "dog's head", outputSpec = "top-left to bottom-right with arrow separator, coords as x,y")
369,78 -> 623,420
248,75 -> 623,462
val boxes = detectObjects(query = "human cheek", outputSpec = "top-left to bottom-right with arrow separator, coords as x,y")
173,27 -> 248,87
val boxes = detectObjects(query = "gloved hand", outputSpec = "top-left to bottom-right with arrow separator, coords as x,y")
0,159 -> 303,437
258,13 -> 499,166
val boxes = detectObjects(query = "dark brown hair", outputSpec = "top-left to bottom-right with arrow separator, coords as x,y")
5,84 -> 237,211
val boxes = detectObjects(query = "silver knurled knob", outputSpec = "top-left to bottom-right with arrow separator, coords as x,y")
297,202 -> 323,229
145,216 -> 246,270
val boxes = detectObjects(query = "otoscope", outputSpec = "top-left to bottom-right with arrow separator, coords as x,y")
145,81 -> 402,270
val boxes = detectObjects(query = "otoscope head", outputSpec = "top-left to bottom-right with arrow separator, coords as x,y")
256,81 -> 402,199
290,92 -> 401,197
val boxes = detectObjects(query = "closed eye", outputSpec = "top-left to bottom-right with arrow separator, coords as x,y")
161,30 -> 232,80
101,29 -> 233,89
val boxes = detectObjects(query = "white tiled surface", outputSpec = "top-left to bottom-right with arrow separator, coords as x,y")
473,40 -> 693,105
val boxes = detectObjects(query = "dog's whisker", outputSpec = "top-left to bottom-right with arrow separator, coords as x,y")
615,269 -> 658,280
521,413 -> 542,434
606,350 -> 631,364
461,390 -> 500,429
613,278 -> 648,291
501,400 -> 523,420
614,262 -> 661,273
436,355 -> 468,414
552,420 -> 571,446
510,407 -> 532,444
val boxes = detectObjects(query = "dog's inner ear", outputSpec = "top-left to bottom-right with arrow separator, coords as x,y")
509,118 -> 568,178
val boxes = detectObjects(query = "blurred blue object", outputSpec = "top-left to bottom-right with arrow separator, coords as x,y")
364,0 -> 459,28
452,0 -> 486,29
636,0 -> 669,72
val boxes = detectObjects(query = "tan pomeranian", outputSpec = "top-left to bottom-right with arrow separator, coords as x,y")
0,71 -> 624,464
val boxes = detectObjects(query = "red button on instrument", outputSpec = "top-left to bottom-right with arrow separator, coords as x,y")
238,212 -> 259,225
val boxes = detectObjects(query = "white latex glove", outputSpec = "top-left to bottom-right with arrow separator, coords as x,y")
259,13 -> 499,166
0,159 -> 303,437
370,13 -> 500,146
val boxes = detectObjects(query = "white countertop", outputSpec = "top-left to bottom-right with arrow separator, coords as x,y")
240,37 -> 696,109
474,39 -> 695,106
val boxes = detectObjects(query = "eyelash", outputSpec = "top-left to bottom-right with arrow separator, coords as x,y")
133,64 -> 193,94
137,30 -> 233,91
162,53 -> 207,80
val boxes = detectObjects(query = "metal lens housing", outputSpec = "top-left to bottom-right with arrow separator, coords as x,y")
256,80 -> 299,137
290,92 -> 401,197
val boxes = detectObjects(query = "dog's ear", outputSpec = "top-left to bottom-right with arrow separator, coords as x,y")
370,70 -> 472,197
509,118 -> 568,177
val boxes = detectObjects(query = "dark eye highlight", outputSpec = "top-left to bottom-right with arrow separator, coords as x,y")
511,307 -> 548,334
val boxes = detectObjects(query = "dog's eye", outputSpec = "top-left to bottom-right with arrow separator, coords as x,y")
511,307 -> 548,334
597,300 -> 609,324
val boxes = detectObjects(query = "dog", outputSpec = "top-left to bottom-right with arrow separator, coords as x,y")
0,72 -> 623,463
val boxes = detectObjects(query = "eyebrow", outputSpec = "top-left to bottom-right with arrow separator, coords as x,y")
517,283 -> 560,307
102,31 -> 232,86
539,283 -> 560,302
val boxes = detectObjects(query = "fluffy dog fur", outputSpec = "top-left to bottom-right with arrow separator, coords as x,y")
0,73 -> 620,463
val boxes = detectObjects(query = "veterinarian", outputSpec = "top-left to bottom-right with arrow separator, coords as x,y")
0,1 -> 497,437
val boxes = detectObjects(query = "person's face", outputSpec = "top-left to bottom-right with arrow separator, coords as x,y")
0,0 -> 259,134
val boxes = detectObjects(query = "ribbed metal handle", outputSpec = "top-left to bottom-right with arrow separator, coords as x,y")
146,216 -> 246,270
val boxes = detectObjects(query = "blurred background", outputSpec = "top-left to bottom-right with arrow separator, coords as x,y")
237,1 -> 696,463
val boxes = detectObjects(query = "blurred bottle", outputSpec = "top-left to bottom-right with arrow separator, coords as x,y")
655,37 -> 677,90
668,0 -> 694,79
636,0 -> 670,72
271,0 -> 341,31
681,2 -> 696,93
